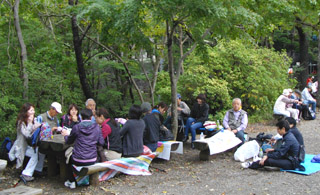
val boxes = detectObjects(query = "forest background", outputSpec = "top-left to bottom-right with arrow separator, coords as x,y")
0,0 -> 320,140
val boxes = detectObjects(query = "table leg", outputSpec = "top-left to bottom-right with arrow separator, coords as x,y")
47,154 -> 57,177
59,156 -> 67,181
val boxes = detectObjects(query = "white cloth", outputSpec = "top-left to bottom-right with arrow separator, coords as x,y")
195,131 -> 242,155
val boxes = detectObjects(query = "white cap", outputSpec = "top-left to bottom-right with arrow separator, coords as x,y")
282,89 -> 289,96
51,102 -> 62,113
287,88 -> 293,93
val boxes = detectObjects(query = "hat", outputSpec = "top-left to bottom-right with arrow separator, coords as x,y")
287,88 -> 293,93
141,102 -> 151,113
51,102 -> 62,113
177,93 -> 182,99
294,89 -> 301,95
282,89 -> 289,96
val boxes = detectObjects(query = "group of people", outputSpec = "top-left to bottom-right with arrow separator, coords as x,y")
8,90 -> 308,188
273,85 -> 317,122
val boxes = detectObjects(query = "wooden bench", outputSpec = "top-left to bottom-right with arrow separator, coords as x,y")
73,164 -> 110,186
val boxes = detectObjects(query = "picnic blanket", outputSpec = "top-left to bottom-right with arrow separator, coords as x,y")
156,141 -> 183,160
196,130 -> 242,155
281,154 -> 320,175
73,147 -> 156,186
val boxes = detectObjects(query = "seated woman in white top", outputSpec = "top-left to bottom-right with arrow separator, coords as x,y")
273,89 -> 299,119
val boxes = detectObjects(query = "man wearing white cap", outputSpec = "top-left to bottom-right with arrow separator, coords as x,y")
34,102 -> 62,175
273,89 -> 299,117
301,86 -> 317,113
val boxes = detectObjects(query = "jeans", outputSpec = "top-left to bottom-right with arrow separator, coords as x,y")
303,100 -> 316,113
184,117 -> 203,142
235,130 -> 245,144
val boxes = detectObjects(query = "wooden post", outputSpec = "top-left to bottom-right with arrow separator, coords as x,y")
89,172 -> 100,186
59,156 -> 67,181
199,149 -> 210,161
47,154 -> 57,177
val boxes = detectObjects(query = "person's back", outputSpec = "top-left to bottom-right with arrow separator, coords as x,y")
143,113 -> 160,145
105,120 -> 122,153
289,127 -> 304,146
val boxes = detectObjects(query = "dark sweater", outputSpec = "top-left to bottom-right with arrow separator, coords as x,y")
143,113 -> 161,144
190,103 -> 209,123
120,119 -> 145,157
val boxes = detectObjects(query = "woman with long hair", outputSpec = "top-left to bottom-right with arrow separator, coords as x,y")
61,104 -> 81,128
8,103 -> 42,182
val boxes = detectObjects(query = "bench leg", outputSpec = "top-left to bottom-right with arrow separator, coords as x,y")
89,172 -> 99,186
59,158 -> 67,181
199,149 -> 210,161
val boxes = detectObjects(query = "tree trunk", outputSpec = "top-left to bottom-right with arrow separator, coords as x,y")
69,0 -> 93,99
13,0 -> 28,100
296,19 -> 309,89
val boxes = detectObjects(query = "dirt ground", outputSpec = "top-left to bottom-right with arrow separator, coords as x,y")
1,117 -> 320,195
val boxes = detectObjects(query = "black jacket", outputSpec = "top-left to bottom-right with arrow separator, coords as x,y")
143,113 -> 160,144
190,103 -> 209,123
104,120 -> 122,153
289,127 -> 304,146
267,131 -> 300,159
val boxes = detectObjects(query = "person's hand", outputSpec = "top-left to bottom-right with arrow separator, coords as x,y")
61,129 -> 69,136
259,156 -> 268,165
232,129 -> 238,134
71,115 -> 78,122
28,115 -> 34,124
191,122 -> 195,125
265,148 -> 274,153
177,107 -> 182,111
226,128 -> 231,131
51,127 -> 58,132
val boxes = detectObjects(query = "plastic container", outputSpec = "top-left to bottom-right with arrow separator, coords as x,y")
200,132 -> 204,140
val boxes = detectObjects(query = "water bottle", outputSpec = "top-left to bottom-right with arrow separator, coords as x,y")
200,132 -> 204,140
259,148 -> 263,157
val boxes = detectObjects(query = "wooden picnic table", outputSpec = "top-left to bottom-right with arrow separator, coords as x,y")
39,134 -> 71,181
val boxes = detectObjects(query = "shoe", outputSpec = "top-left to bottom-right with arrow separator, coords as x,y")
20,174 -> 34,182
253,155 -> 262,162
191,142 -> 195,149
182,135 -> 189,142
241,161 -> 253,169
64,180 -> 76,189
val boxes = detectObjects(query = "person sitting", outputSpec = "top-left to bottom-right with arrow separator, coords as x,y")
290,89 -> 304,120
286,89 -> 302,121
8,103 -> 42,182
164,94 -> 190,130
222,98 -> 248,144
285,117 -> 304,146
85,98 -> 97,123
61,108 -> 105,189
273,89 -> 299,118
242,120 -> 300,170
120,105 -> 145,157
182,94 -> 209,149
301,86 -> 317,113
96,108 -> 122,160
61,104 -> 81,129
35,102 -> 62,176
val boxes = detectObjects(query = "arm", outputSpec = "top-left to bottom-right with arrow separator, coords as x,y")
119,121 -> 130,136
180,102 -> 191,115
267,138 -> 291,159
222,112 -> 230,130
97,129 -> 105,146
64,125 -> 77,144
19,122 -> 33,138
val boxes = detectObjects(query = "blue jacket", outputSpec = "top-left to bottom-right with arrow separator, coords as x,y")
267,131 -> 300,159
65,120 -> 104,163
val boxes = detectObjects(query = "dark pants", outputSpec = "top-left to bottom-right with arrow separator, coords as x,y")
67,156 -> 95,182
249,158 -> 294,170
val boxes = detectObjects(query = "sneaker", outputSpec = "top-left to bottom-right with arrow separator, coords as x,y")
20,174 -> 34,182
253,155 -> 262,162
241,161 -> 253,169
64,180 -> 76,189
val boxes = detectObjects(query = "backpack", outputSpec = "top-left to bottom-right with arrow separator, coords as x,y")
26,125 -> 42,147
0,137 -> 13,161
302,105 -> 315,120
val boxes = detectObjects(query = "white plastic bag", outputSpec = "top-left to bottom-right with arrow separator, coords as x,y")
234,140 -> 260,162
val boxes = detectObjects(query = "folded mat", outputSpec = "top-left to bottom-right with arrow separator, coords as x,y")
281,154 -> 320,175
